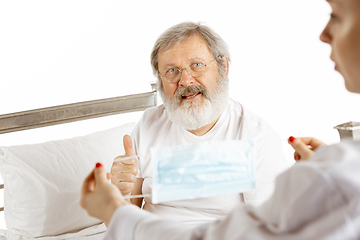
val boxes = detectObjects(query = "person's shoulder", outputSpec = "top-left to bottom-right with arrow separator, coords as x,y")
229,99 -> 272,131
134,104 -> 171,134
132,104 -> 167,140
140,104 -> 166,122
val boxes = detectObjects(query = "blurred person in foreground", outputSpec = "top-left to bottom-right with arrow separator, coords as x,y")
80,0 -> 360,239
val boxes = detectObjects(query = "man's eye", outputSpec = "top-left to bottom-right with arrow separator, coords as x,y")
192,63 -> 203,68
168,68 -> 178,73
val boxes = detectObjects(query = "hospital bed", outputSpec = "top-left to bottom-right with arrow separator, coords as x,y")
0,84 -> 157,239
1,81 -> 358,240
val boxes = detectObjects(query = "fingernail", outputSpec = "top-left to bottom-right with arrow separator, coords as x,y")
289,136 -> 296,142
96,162 -> 102,168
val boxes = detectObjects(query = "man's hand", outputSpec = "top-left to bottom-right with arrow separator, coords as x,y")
80,163 -> 129,226
288,136 -> 326,161
111,135 -> 138,196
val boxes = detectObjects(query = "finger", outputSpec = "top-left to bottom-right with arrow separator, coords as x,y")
297,137 -> 325,150
123,135 -> 135,156
113,182 -> 134,195
114,155 -> 137,165
288,137 -> 313,159
294,152 -> 301,161
94,162 -> 108,184
81,168 -> 95,196
111,162 -> 137,175
111,172 -> 136,182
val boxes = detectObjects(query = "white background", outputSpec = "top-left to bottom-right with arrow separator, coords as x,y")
1,0 -> 359,230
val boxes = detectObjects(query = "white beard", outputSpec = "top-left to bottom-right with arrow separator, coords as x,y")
160,77 -> 229,131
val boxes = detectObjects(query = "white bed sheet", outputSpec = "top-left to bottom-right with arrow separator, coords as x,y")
0,123 -> 136,239
0,223 -> 106,240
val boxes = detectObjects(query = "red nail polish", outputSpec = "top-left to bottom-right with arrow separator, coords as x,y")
96,163 -> 102,168
289,136 -> 296,142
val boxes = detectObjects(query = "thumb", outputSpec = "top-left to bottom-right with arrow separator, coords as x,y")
123,135 -> 135,156
94,163 -> 108,184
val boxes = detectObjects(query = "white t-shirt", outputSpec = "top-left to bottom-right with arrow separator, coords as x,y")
131,99 -> 288,226
105,140 -> 360,240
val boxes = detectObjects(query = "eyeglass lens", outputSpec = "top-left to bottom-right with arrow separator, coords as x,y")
164,62 -> 207,83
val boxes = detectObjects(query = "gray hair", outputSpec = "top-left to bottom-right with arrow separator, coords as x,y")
150,22 -> 231,84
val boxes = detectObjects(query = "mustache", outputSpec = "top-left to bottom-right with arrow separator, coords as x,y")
173,85 -> 209,103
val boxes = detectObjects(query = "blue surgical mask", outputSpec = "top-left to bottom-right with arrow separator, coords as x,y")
151,140 -> 256,204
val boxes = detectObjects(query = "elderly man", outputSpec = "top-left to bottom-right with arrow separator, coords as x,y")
111,22 -> 288,226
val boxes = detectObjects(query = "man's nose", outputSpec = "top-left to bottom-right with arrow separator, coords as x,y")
178,68 -> 195,87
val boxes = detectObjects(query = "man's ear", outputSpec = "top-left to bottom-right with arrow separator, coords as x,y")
221,56 -> 229,75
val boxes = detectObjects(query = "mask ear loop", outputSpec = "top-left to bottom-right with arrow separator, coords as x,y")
112,155 -> 152,200
124,194 -> 152,199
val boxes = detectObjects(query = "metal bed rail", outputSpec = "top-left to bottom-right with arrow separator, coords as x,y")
0,83 -> 157,212
0,85 -> 157,135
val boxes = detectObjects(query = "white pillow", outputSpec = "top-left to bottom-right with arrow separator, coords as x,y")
0,122 -> 135,239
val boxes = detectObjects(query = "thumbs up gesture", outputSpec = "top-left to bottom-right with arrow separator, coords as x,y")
111,135 -> 138,196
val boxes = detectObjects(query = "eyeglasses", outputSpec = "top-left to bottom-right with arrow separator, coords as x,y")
159,59 -> 216,84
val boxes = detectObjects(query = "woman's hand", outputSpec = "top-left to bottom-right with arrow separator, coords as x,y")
288,136 -> 327,161
80,163 -> 129,226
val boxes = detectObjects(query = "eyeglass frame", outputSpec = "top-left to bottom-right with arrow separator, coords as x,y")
159,58 -> 217,84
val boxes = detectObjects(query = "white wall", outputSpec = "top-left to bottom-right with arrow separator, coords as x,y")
1,0 -> 360,230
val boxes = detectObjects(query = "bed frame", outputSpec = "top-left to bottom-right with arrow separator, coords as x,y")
0,83 -> 158,212
0,82 -> 357,214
